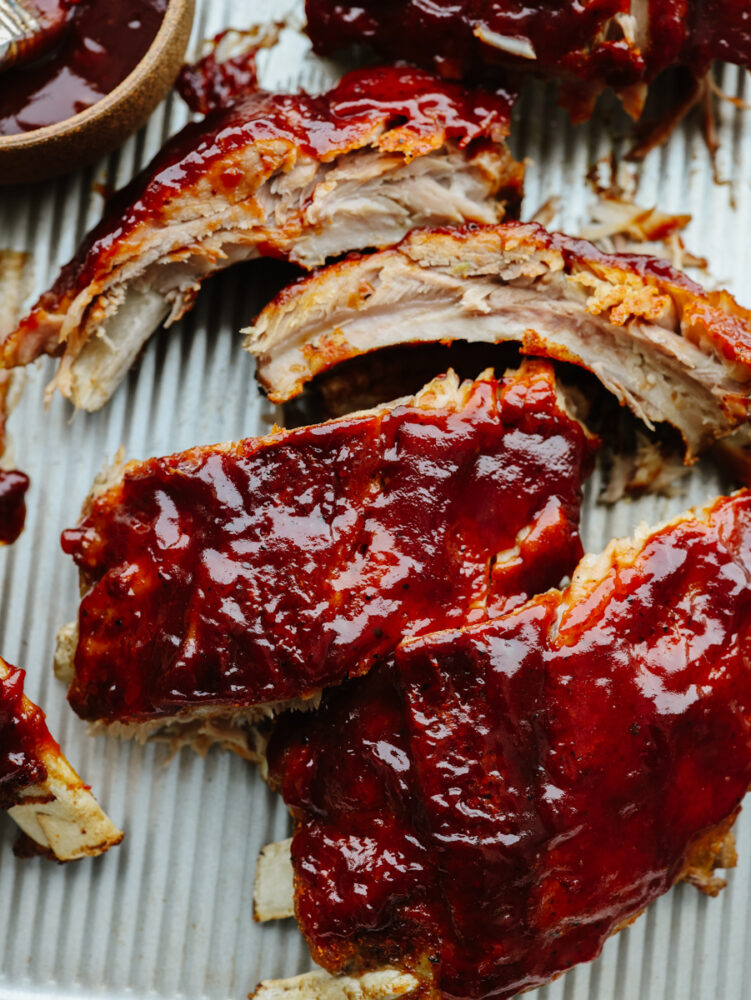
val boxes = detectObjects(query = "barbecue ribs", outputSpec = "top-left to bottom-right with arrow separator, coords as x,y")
305,1 -> 751,122
56,363 -> 595,754
267,488 -> 751,1000
245,221 -> 751,460
2,67 -> 521,412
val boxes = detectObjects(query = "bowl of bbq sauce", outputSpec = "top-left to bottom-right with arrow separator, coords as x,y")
0,0 -> 194,184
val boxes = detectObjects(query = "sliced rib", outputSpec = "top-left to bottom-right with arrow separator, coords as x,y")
245,221 -> 751,460
56,362 -> 595,754
1,67 -> 522,413
267,488 -> 751,1000
0,656 -> 123,861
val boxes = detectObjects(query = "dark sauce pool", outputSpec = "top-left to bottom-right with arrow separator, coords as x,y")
0,0 -> 167,136
0,470 -> 29,544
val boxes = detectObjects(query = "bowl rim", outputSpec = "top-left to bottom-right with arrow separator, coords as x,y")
0,0 -> 193,150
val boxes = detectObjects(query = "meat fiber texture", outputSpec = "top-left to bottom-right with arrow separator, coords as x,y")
245,221 -> 751,460
267,489 -> 751,1000
0,657 -> 122,861
55,362 -> 595,754
0,66 -> 522,413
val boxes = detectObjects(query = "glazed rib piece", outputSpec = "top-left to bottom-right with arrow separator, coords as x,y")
1,66 -> 522,412
305,1 -> 751,121
267,488 -> 751,1000
0,656 -> 122,861
56,362 -> 595,753
245,221 -> 751,460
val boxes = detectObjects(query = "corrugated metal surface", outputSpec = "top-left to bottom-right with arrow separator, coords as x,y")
1,3 -> 750,997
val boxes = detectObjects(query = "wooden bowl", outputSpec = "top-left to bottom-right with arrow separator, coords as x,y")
0,0 -> 195,185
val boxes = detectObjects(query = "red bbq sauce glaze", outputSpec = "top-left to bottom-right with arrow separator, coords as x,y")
35,64 -> 514,308
306,0 -> 645,87
0,0 -> 167,136
0,470 -> 29,545
60,364 -> 595,723
268,489 -> 751,1000
176,30 -> 263,115
0,661 -> 55,810
305,1 -> 751,90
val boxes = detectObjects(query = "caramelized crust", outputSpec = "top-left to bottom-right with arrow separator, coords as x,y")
268,490 -> 751,1000
1,67 -> 521,412
245,221 -> 751,459
59,363 -> 595,740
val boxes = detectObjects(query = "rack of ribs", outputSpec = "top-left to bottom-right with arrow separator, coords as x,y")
264,488 -> 751,1000
55,362 -> 596,755
305,0 -> 751,122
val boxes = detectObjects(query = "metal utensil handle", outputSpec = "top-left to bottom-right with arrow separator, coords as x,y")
0,0 -> 45,70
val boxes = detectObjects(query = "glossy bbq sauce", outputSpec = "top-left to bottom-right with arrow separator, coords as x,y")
268,491 -> 751,1000
306,0 -> 751,85
0,662 -> 51,810
60,365 -> 595,722
42,63 -> 517,305
0,0 -> 167,135
305,0 -> 648,85
0,470 -> 29,545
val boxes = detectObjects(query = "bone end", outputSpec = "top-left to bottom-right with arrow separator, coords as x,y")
254,837 -> 295,922
251,969 -> 420,1000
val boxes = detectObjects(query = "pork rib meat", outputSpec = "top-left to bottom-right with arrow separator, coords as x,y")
246,221 -> 751,459
2,67 -> 522,412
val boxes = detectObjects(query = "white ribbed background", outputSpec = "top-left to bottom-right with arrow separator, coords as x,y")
1,3 -> 750,997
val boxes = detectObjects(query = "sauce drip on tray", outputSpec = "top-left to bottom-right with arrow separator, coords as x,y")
0,470 -> 29,545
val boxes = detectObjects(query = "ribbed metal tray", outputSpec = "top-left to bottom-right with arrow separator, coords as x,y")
1,2 -> 750,997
